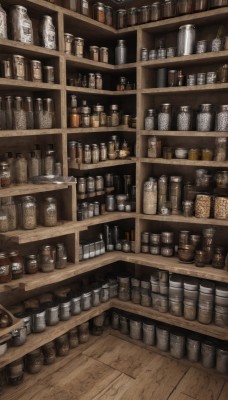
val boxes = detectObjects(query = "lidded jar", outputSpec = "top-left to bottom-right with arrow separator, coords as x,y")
0,4 -> 7,39
143,178 -> 157,215
145,109 -> 156,130
0,162 -> 11,188
1,197 -> 17,231
0,252 -> 12,283
177,0 -> 193,15
127,7 -> 138,26
9,5 -> 33,44
138,5 -> 150,24
177,105 -> 192,131
177,24 -> 196,56
21,195 -> 37,230
162,0 -> 177,18
158,103 -> 172,131
42,197 -> 58,227
215,105 -> 228,132
64,33 -> 74,55
93,2 -> 105,23
196,104 -> 213,131
9,251 -> 24,280
39,15 -> 56,50
116,9 -> 127,29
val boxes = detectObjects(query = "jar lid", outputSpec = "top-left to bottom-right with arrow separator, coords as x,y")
170,176 -> 182,183
110,104 -> 119,111
90,45 -> 99,50
94,2 -> 105,7
179,24 -> 195,30
147,109 -> 156,115
117,9 -> 127,14
0,252 -> 7,258
215,284 -> 228,297
44,196 -> 56,202
179,105 -> 191,112
93,104 -> 104,112
64,33 -> 74,38
169,275 -> 183,288
74,37 -> 84,42
0,161 -> 8,168
199,104 -> 213,112
199,280 -> 215,294
100,47 -> 108,51
81,106 -> 91,114
218,104 -> 228,112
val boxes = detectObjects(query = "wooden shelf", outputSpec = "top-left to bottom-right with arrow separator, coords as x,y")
66,86 -> 136,96
141,158 -> 228,168
0,78 -> 61,91
121,253 -> 228,283
67,126 -> 135,134
0,221 -> 84,244
0,37 -> 60,59
141,50 -> 228,69
0,129 -> 63,138
66,55 -> 114,72
142,83 -> 228,95
112,299 -> 228,341
77,212 -> 137,229
69,158 -> 136,170
140,214 -> 228,227
140,130 -> 228,137
0,302 -> 111,369
0,183 -> 68,198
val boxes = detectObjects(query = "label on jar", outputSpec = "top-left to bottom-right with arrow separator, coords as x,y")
0,265 -> 10,275
22,20 -> 33,43
33,64 -> 42,80
17,62 -> 25,78
0,14 -> 7,38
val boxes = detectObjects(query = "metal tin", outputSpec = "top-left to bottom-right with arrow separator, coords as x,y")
30,60 -> 42,82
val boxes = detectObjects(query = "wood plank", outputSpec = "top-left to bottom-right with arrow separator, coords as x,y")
141,158 -> 228,168
169,392 -> 199,400
0,78 -> 61,91
0,129 -> 63,138
142,83 -> 228,94
139,214 -> 228,227
112,299 -> 228,341
93,373 -> 134,400
0,183 -> 68,198
66,126 -> 136,134
174,367 -> 226,400
218,382 -> 228,400
140,130 -> 228,138
83,334 -> 157,378
66,86 -> 136,96
69,158 -> 136,170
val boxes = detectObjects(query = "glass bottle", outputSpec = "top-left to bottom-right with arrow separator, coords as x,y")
43,197 -> 58,227
110,104 -> 119,127
13,97 -> 27,130
81,106 -> 91,128
43,149 -> 55,175
69,95 -> 80,128
5,152 -> 15,183
28,152 -> 40,179
5,96 -> 13,130
43,98 -> 55,129
25,97 -> 34,129
91,144 -> 100,164
0,162 -> 11,188
0,4 -> 7,38
39,15 -> 56,50
15,153 -> 28,184
145,109 -> 156,130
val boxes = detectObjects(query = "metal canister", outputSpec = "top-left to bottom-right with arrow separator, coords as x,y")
178,24 -> 196,56
1,59 -> 12,78
74,37 -> 84,57
43,66 -> 55,83
39,15 -> 56,50
12,55 -> 25,80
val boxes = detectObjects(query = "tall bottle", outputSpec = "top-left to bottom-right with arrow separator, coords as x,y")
115,40 -> 127,65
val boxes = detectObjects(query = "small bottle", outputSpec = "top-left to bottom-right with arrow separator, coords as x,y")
80,0 -> 89,16
25,97 -> 34,129
69,95 -> 80,128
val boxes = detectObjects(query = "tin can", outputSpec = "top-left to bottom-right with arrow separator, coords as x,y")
30,60 -> 42,82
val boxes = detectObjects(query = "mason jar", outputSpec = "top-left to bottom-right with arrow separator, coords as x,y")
43,197 -> 58,227
143,178 -> 157,215
116,9 -> 127,29
74,37 -> 84,57
196,104 -> 213,131
145,109 -> 156,130
215,105 -> 228,132
64,33 -> 74,55
127,7 -> 138,26
21,196 -> 37,230
158,104 -> 172,131
177,105 -> 192,131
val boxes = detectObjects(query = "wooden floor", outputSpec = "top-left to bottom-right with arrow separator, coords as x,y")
2,332 -> 228,400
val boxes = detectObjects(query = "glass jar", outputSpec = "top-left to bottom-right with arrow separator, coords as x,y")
56,243 -> 67,269
143,179 -> 157,215
145,109 -> 156,130
93,3 -> 105,23
196,104 -> 213,131
79,0 -> 89,16
116,9 -> 127,29
42,197 -> 57,227
177,106 -> 192,131
74,37 -> 84,57
13,97 -> 26,130
42,341 -> 56,365
12,55 -> 25,80
9,5 -> 33,44
78,322 -> 90,343
81,290 -> 92,311
9,251 -> 24,280
34,98 -> 43,129
43,98 -> 55,129
40,245 -> 55,272
0,209 -> 8,233
0,162 -> 11,188
24,254 -> 38,274
26,349 -> 43,374
214,196 -> 228,220
170,176 -> 182,213
5,96 -> 13,130
0,252 -> 11,283
215,105 -> 228,132
39,15 -> 56,50
21,195 -> 37,230
64,33 -> 74,55
105,6 -> 113,26
138,6 -> 150,24
43,66 -> 54,83
55,334 -> 69,357
8,358 -> 24,385
147,136 -> 161,158
177,0 -> 193,15
89,46 -> 99,62
127,7 -> 138,26
59,299 -> 71,321
95,73 -> 103,90
215,137 -> 227,161
0,4 -> 7,39
15,153 -> 28,184
168,70 -> 178,87
25,97 -> 34,129
158,103 -> 172,131
43,150 -> 55,175
151,2 -> 161,21
162,0 -> 177,18
110,104 -> 119,127
100,47 -> 108,63
195,194 -> 211,218
81,106 -> 91,128
212,247 -> 226,269
194,0 -> 208,11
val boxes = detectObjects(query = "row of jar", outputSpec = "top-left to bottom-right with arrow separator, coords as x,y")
145,104 -> 228,132
0,5 -> 56,49
115,1 -> 226,29
0,55 -> 55,83
65,37 -> 109,64
155,65 -> 228,88
0,195 -> 59,232
0,96 -> 55,131
0,322 -> 91,388
0,148 -> 61,188
68,97 -> 131,128
111,310 -> 228,374
141,228 -> 227,269
146,136 -> 227,162
77,194 -> 136,220
67,73 -> 135,92
143,174 -> 228,216
76,173 -> 136,197
104,224 -> 135,253
69,140 -> 133,165
0,243 -> 68,284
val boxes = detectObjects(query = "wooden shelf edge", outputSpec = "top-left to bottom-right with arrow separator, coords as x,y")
139,214 -> 228,227
0,302 -> 111,369
0,78 -> 61,90
66,86 -> 136,96
140,158 -> 228,168
0,183 -> 68,198
0,129 -> 63,138
69,158 -> 136,170
76,212 -> 137,229
140,130 -> 228,137
66,126 -> 135,134
142,83 -> 228,94
111,299 -> 228,341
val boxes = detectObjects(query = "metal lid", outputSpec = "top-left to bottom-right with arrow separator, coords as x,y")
169,275 -> 183,288
74,37 -> 84,42
200,280 -> 215,294
93,104 -> 104,112
218,104 -> 228,112
184,278 -> 199,291
215,285 -> 228,297
178,105 -> 191,112
117,9 -> 127,13
199,104 -> 213,112
81,106 -> 91,114
64,33 -> 74,38
179,24 -> 195,30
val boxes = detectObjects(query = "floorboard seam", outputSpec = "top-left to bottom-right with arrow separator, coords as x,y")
167,367 -> 190,400
85,353 -> 137,380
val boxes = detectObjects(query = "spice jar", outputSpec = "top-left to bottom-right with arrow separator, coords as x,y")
202,148 -> 213,161
13,97 -> 26,130
214,137 -> 227,161
39,15 -> 56,50
12,55 -> 25,80
9,251 -> 24,280
90,46 -> 99,62
138,6 -> 150,24
0,252 -> 11,283
42,341 -> 56,365
116,9 -> 127,29
0,162 -> 11,188
100,47 -> 109,63
64,33 -> 74,55
21,196 -> 37,230
78,322 -> 90,343
8,358 -> 24,385
158,103 -> 172,130
93,3 -> 105,23
145,109 -> 156,130
31,308 -> 46,333
127,7 -> 138,26
24,254 -> 38,274
74,37 -> 84,57
27,349 -> 43,374
214,196 -> 228,220
147,136 -> 161,158
196,104 -> 213,131
55,334 -> 69,356
178,24 -> 196,56
81,290 -> 92,311
143,179 -> 157,215
43,65 -> 54,83
177,106 -> 192,131
9,5 -> 33,44
42,197 -> 57,227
